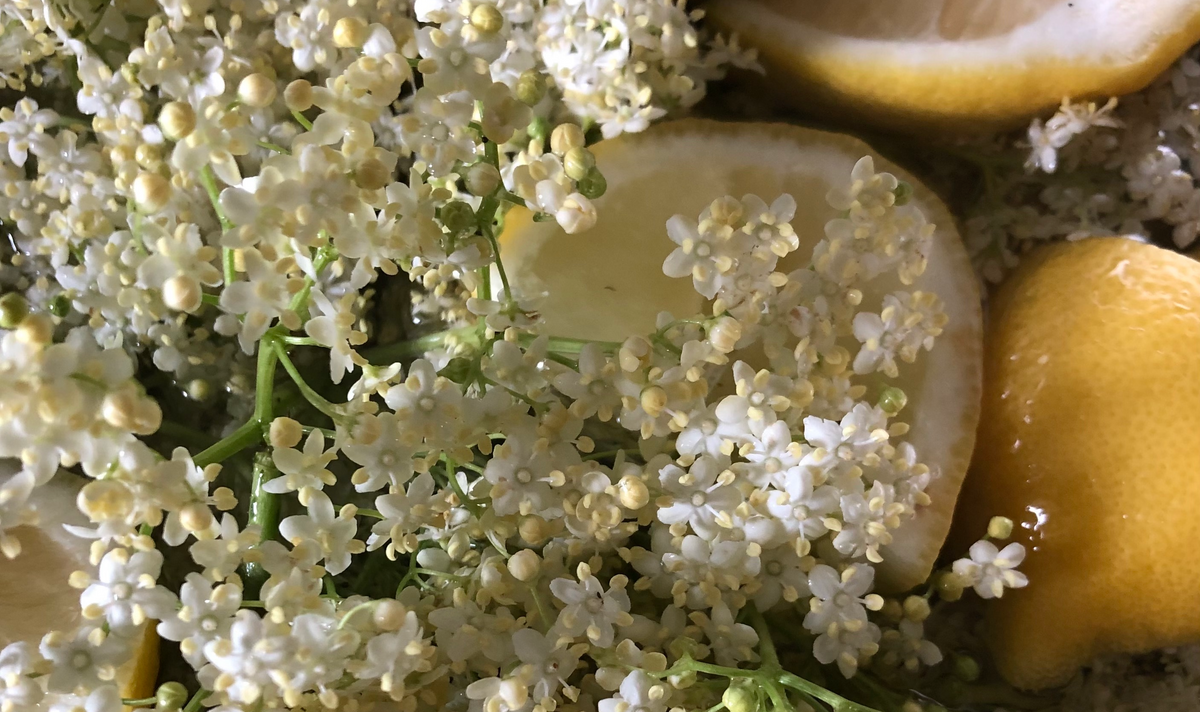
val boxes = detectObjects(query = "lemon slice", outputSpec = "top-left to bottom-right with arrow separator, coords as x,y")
706,0 -> 1200,132
499,119 -> 982,590
0,465 -> 159,702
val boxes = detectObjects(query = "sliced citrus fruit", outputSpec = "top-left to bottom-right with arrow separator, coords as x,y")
0,465 -> 159,703
950,237 -> 1200,689
499,119 -> 982,590
706,0 -> 1200,132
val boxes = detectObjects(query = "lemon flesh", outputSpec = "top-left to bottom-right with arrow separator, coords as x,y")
500,119 -> 982,590
707,0 -> 1200,132
0,465 -> 159,702
950,237 -> 1200,689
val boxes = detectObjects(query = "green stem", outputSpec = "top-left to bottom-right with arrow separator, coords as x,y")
242,451 -> 280,588
355,508 -> 385,519
182,689 -> 211,712
363,325 -> 479,364
192,419 -> 261,469
200,165 -> 236,287
121,697 -> 157,707
292,109 -> 313,130
256,140 -> 289,154
442,455 -> 483,518
748,606 -> 780,669
274,345 -> 342,419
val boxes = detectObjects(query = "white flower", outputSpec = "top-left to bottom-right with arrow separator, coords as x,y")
655,456 -> 741,540
305,291 -> 366,384
351,609 -> 427,697
701,602 -> 758,666
79,548 -> 176,635
0,642 -> 44,711
342,412 -> 418,492
952,540 -> 1029,599
550,569 -> 633,648
0,98 -> 57,166
279,491 -> 364,575
200,610 -> 290,705
218,247 -> 301,354
367,472 -> 439,556
189,514 -> 260,581
265,430 -> 338,500
0,470 -> 36,558
803,564 -> 882,678
383,359 -> 465,448
598,670 -> 669,712
511,628 -> 582,702
40,627 -> 131,694
662,211 -> 737,299
157,573 -> 242,666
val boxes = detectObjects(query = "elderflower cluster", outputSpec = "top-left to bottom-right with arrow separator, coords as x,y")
961,46 -> 1200,281
0,2 -> 1028,712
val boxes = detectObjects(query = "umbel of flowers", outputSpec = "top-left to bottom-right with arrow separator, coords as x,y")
0,2 -> 1024,712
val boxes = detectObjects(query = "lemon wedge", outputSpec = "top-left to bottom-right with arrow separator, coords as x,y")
0,465 -> 159,703
499,119 -> 982,590
950,237 -> 1200,689
706,0 -> 1200,132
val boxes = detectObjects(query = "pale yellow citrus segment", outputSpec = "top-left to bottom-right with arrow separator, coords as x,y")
499,119 -> 982,590
707,0 -> 1200,132
0,467 -> 160,705
950,237 -> 1200,690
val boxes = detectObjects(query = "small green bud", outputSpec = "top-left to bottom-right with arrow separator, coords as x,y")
466,162 -> 501,197
527,116 -> 550,145
515,70 -> 547,106
563,147 -> 595,182
48,293 -> 71,318
721,682 -> 759,712
0,292 -> 29,329
952,653 -> 981,682
155,682 -> 188,711
440,201 -> 477,234
576,168 -> 607,200
987,515 -> 1014,540
878,386 -> 907,414
893,181 -> 913,206
469,3 -> 504,35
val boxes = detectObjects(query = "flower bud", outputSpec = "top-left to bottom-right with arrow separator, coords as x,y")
158,101 -> 195,140
617,475 -> 649,510
17,313 -> 54,345
354,157 -> 391,191
518,515 -> 549,545
576,168 -> 607,200
721,682 -> 758,712
162,274 -> 202,313
179,501 -> 215,533
466,162 -> 501,196
238,73 -> 277,108
284,79 -> 313,112
0,293 -> 29,329
333,16 -> 369,48
550,123 -> 585,155
563,147 -> 595,182
515,70 -> 547,106
132,397 -> 162,435
952,653 -> 981,682
186,378 -> 212,402
902,594 -> 931,622
156,682 -> 188,711
373,599 -> 408,631
936,571 -> 965,602
708,316 -> 742,353
893,180 -> 913,206
527,116 -> 549,144
639,386 -> 667,417
133,172 -> 171,212
507,549 -> 540,581
441,200 -> 476,234
987,515 -> 1014,540
78,479 -> 133,522
270,417 -> 303,449
878,386 -> 907,414
48,294 -> 70,318
469,3 -> 504,35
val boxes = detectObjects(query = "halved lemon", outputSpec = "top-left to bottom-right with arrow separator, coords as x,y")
499,119 -> 983,590
0,466 -> 159,703
706,0 -> 1200,132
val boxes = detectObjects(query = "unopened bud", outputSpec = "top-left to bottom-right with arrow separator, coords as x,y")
708,316 -> 742,353
372,599 -> 408,631
893,181 -> 913,206
0,293 -> 28,329
48,294 -> 70,318
132,172 -> 171,212
238,73 -> 277,108
507,549 -> 540,581
617,475 -> 649,510
563,147 -> 595,182
355,157 -> 391,191
952,653 -> 981,682
284,79 -> 313,112
441,201 -> 476,234
518,515 -> 549,545
466,162 -> 501,196
270,417 -> 303,449
902,595 -> 931,622
17,313 -> 53,344
186,378 -> 212,402
721,682 -> 758,712
162,274 -> 202,313
158,101 -> 195,140
576,168 -> 607,200
515,70 -> 547,106
639,386 -> 667,417
878,386 -> 907,414
156,682 -> 188,711
333,16 -> 369,48
179,501 -> 215,533
987,515 -> 1014,540
469,3 -> 504,35
550,123 -> 585,155
527,116 -> 549,144
936,571 -> 965,602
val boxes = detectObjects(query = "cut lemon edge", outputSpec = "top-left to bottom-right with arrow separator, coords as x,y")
499,119 -> 982,590
0,466 -> 159,706
706,0 -> 1200,132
